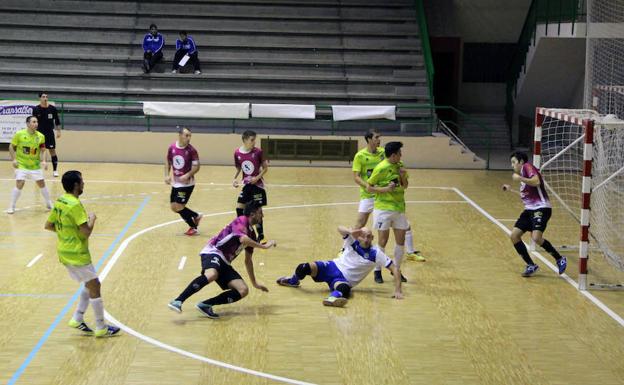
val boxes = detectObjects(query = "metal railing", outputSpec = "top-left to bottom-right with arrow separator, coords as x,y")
2,98 -> 497,168
506,0 -> 586,126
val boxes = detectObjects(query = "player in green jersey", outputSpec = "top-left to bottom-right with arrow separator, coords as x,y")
7,116 -> 53,214
366,141 -> 411,283
353,131 -> 424,283
44,171 -> 121,337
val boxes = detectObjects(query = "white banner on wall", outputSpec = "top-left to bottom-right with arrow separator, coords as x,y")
143,102 -> 249,119
0,101 -> 35,143
251,104 -> 316,119
331,105 -> 396,121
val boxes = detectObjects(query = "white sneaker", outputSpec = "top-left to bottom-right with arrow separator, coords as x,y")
194,70 -> 201,74
171,69 -> 178,74
53,171 -> 59,177
6,207 -> 15,214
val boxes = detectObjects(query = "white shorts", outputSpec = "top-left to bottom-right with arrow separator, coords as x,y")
373,209 -> 409,230
65,264 -> 98,283
15,168 -> 44,181
358,198 -> 375,214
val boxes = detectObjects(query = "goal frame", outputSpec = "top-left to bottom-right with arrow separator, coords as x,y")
534,107 -> 594,290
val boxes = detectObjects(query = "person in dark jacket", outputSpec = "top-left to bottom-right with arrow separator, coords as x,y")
172,31 -> 201,74
143,23 -> 165,73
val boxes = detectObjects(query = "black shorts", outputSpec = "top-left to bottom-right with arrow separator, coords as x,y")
514,208 -> 552,232
237,183 -> 267,206
170,185 -> 194,204
41,129 -> 56,149
200,253 -> 243,290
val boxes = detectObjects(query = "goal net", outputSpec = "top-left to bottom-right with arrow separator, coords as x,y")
535,108 -> 624,290
585,0 -> 624,117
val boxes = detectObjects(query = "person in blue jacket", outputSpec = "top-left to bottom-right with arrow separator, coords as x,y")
143,23 -> 164,73
172,31 -> 201,74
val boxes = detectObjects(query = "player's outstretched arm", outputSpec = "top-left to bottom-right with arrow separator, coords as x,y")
244,250 -> 268,292
388,262 -> 404,299
240,235 -> 276,249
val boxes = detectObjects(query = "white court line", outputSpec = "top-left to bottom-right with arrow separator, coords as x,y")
97,199 -> 463,385
178,256 -> 187,270
452,187 -> 624,327
0,178 -> 454,190
98,192 -> 623,385
0,293 -> 71,298
26,253 -> 43,268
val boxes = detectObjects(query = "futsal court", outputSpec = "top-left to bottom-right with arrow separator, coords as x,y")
1,162 -> 623,385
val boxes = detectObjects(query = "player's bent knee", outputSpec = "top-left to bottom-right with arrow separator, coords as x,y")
238,286 -> 249,298
335,282 -> 351,298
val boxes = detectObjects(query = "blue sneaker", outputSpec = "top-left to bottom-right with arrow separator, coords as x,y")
276,276 -> 300,287
168,300 -> 183,313
557,257 -> 567,274
522,264 -> 540,277
94,325 -> 121,338
195,302 -> 219,319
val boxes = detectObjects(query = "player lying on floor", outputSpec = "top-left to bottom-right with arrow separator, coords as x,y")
276,226 -> 403,307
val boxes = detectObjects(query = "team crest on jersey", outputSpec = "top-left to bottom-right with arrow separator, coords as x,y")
172,155 -> 185,169
241,160 -> 255,174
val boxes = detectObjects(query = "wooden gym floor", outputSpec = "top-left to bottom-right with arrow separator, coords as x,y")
0,162 -> 623,385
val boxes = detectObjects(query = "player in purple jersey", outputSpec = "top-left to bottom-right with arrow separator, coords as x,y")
165,127 -> 202,236
502,151 -> 567,277
168,202 -> 276,318
233,130 -> 269,242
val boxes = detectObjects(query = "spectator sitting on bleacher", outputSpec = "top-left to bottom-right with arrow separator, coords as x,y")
172,31 -> 201,74
143,23 -> 165,74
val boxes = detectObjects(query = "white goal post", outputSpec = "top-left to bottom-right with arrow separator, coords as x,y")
534,107 -> 624,290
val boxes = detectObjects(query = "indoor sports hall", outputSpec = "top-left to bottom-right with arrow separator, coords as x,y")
1,1 -> 623,385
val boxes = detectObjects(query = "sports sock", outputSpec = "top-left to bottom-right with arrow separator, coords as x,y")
178,207 -> 198,228
176,275 -> 209,302
10,187 -> 21,209
90,297 -> 106,330
40,186 -> 51,206
405,230 -> 415,254
514,241 -> 535,265
202,289 -> 242,306
51,155 -> 58,171
540,239 -> 563,261
73,288 -> 90,323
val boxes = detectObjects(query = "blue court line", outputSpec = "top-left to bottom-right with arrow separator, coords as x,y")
6,196 -> 150,385
0,294 -> 71,299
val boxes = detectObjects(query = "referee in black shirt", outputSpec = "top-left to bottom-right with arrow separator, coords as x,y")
32,92 -> 61,177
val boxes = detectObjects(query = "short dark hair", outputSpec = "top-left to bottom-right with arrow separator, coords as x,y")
242,130 -> 256,141
62,170 -> 82,193
26,115 -> 36,123
38,91 -> 48,97
384,141 -> 403,158
149,23 -> 157,29
510,151 -> 528,163
178,126 -> 191,134
364,129 -> 379,143
179,30 -> 187,36
243,201 -> 262,217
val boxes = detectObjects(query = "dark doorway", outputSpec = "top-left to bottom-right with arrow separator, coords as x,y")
431,37 -> 460,130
